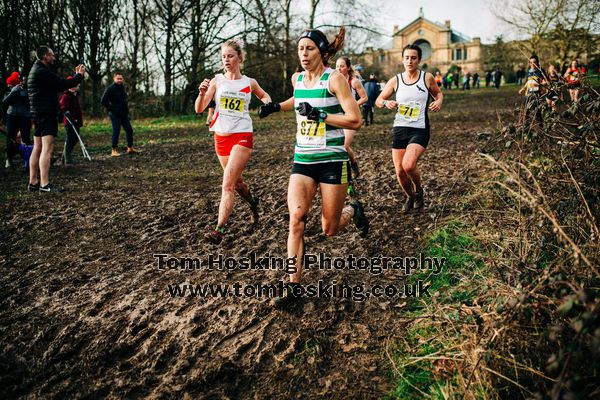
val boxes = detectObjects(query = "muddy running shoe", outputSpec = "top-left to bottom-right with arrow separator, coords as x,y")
402,196 -> 414,212
351,160 -> 360,179
347,182 -> 356,197
272,283 -> 302,310
350,200 -> 369,237
414,190 -> 425,209
28,182 -> 40,192
39,183 -> 64,193
126,146 -> 140,154
111,148 -> 121,157
249,196 -> 260,224
205,228 -> 224,244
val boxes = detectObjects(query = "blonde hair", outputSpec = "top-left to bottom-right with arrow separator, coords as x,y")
222,39 -> 244,61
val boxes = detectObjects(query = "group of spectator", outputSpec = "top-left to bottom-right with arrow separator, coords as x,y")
2,46 -> 138,192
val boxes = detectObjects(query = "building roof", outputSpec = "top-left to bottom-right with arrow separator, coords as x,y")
393,16 -> 473,44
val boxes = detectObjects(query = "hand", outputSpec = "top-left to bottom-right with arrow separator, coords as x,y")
384,100 -> 398,110
198,78 -> 210,96
258,102 -> 280,118
297,102 -> 322,121
428,99 -> 442,112
75,64 -> 86,75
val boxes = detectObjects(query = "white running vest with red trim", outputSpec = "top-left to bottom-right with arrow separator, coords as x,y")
210,74 -> 253,133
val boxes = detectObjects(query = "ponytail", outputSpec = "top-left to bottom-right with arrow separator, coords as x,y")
323,26 -> 345,66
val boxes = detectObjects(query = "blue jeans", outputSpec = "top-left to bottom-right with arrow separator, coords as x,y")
110,112 -> 134,148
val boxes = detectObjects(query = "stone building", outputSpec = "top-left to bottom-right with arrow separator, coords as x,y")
363,8 -> 485,76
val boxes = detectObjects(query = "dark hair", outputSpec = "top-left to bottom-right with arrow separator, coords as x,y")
338,56 -> 354,77
298,26 -> 346,66
402,44 -> 422,60
113,72 -> 123,77
529,54 -> 539,66
36,46 -> 51,60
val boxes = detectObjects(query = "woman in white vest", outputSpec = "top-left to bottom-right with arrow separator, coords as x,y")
195,39 -> 272,244
376,44 -> 443,212
335,56 -> 367,180
258,27 -> 368,307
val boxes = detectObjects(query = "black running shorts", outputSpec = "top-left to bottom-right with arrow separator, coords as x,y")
392,126 -> 430,149
33,114 -> 59,137
291,161 -> 351,184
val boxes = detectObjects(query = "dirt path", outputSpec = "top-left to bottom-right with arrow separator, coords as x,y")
0,88 -> 518,399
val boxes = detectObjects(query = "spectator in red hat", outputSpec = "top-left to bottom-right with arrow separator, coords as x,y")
59,76 -> 83,166
3,71 -> 32,167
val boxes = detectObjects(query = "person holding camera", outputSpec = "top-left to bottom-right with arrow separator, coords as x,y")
27,46 -> 85,192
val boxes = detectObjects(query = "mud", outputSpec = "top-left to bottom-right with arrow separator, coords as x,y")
0,88 -> 518,399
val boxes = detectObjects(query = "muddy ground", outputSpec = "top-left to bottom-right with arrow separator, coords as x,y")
0,87 -> 518,399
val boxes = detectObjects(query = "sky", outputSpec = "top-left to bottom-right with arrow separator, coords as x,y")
367,0 -> 504,47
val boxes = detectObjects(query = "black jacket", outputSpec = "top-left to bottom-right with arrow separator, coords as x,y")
101,83 -> 129,117
2,85 -> 31,117
27,60 -> 83,116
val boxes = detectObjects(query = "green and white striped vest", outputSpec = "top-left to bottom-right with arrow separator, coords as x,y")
293,68 -> 348,164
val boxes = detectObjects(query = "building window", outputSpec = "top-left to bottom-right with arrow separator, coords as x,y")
380,54 -> 386,63
452,50 -> 454,60
457,49 -> 462,60
464,48 -> 468,60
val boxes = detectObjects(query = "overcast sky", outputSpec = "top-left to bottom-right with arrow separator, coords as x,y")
369,0 -> 503,46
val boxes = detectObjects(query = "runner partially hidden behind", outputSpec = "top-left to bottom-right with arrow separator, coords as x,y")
259,26 -> 369,309
519,55 -> 546,107
335,56 -> 367,179
376,44 -> 443,212
195,39 -> 272,244
564,59 -> 581,103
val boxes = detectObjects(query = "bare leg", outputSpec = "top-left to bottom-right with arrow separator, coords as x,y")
287,174 -> 317,283
39,135 -> 55,186
216,145 -> 252,228
320,182 -> 353,237
29,136 -> 42,185
392,148 -> 413,196
401,143 -> 427,194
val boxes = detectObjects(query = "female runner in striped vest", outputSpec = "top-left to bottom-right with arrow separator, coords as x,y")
259,27 -> 369,308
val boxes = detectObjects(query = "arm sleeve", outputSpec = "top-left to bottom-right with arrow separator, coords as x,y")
100,87 -> 111,109
2,88 -> 19,105
44,68 -> 83,92
59,93 -> 70,114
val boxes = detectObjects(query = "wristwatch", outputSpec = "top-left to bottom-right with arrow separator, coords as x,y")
318,111 -> 327,122
382,100 -> 388,107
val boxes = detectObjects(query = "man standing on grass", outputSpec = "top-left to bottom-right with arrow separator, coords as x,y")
101,73 -> 138,156
27,46 -> 85,193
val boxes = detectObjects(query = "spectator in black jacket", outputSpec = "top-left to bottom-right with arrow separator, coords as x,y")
101,73 -> 138,156
27,46 -> 85,192
3,72 -> 32,167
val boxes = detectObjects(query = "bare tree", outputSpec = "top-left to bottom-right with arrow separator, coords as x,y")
492,0 -> 600,64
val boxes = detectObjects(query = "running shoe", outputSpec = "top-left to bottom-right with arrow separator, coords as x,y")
402,196 -> 414,212
350,200 -> 369,237
205,229 -> 224,244
414,190 -> 425,209
39,183 -> 64,193
272,283 -> 302,310
351,161 -> 360,179
111,148 -> 121,157
126,147 -> 140,154
347,183 -> 356,197
249,195 -> 260,224
28,182 -> 40,192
